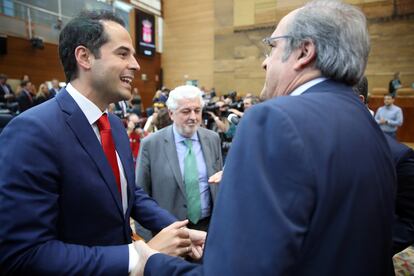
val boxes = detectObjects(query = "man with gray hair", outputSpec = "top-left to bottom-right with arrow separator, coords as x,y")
134,1 -> 395,275
136,85 -> 222,234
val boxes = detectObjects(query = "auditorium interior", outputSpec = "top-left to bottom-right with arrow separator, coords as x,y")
0,0 -> 414,273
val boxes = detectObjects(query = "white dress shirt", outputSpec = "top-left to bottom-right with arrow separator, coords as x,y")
65,83 -> 138,272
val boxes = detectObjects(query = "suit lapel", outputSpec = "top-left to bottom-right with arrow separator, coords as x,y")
163,126 -> 186,195
110,114 -> 135,216
198,128 -> 213,177
57,90 -> 124,216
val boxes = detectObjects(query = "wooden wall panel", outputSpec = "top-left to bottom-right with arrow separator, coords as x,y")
0,36 -> 64,89
162,0 -> 214,90
366,17 -> 414,93
0,34 -> 161,110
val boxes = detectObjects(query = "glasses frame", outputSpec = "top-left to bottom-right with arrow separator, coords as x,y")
262,35 -> 292,58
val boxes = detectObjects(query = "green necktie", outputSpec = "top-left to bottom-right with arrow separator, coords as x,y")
183,139 -> 201,224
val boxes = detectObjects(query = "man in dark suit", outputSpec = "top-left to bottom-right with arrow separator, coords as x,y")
16,80 -> 34,112
0,10 -> 204,275
388,135 -> 414,254
48,78 -> 60,98
354,76 -> 414,255
0,74 -> 15,104
135,1 -> 396,275
136,85 -> 222,233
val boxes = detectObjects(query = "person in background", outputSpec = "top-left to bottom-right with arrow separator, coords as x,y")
127,113 -> 145,166
136,85 -> 223,234
0,74 -> 15,104
130,87 -> 143,116
16,80 -> 34,112
134,1 -> 395,275
49,78 -> 61,98
144,102 -> 166,133
389,72 -> 402,97
375,94 -> 403,139
355,75 -> 414,256
353,76 -> 374,116
34,82 -> 50,105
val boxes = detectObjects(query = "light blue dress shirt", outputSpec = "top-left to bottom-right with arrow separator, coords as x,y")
173,125 -> 211,219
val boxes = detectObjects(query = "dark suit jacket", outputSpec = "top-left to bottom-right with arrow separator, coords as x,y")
0,88 -> 176,275
0,83 -> 15,103
145,80 -> 396,275
386,135 -> 414,254
16,89 -> 33,112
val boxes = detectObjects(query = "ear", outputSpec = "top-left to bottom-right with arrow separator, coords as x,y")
74,45 -> 93,71
168,110 -> 174,120
293,39 -> 316,70
359,95 -> 365,103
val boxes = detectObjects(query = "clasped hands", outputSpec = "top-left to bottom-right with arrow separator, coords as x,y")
131,220 -> 205,275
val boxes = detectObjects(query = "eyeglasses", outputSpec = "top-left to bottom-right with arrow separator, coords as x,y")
261,35 -> 292,58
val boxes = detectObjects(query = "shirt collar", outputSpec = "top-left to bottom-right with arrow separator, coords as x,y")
290,77 -> 328,96
172,124 -> 199,144
66,83 -> 106,125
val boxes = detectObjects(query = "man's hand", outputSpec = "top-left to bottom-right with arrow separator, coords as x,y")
208,170 -> 223,184
131,240 -> 157,276
379,118 -> 387,125
147,220 -> 192,257
187,229 -> 207,260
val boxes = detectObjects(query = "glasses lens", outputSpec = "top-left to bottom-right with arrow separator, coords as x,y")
261,38 -> 271,58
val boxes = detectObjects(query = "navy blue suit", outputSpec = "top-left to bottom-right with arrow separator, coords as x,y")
145,80 -> 396,275
386,135 -> 414,254
0,88 -> 176,275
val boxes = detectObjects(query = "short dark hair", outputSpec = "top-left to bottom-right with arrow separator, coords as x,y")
58,10 -> 125,82
353,76 -> 368,104
20,80 -> 31,88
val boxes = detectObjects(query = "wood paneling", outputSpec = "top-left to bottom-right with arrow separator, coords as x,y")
0,33 -> 161,110
0,36 -> 64,89
133,52 -> 161,110
162,0 -> 214,90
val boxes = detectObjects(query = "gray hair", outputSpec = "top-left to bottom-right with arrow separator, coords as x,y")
283,0 -> 370,86
166,85 -> 205,111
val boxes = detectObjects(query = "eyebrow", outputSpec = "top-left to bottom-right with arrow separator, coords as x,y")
115,46 -> 135,55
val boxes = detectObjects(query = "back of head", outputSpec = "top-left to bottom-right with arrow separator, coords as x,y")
59,10 -> 125,83
166,85 -> 204,111
284,0 -> 369,86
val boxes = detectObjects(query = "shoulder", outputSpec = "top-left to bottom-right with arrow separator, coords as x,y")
142,125 -> 171,145
198,126 -> 220,141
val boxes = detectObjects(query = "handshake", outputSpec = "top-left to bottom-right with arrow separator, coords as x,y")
131,220 -> 206,275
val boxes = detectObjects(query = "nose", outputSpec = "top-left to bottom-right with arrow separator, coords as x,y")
189,110 -> 197,120
262,58 -> 268,71
130,55 -> 140,71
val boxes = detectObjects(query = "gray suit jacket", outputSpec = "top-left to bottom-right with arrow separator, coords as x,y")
136,125 -> 223,220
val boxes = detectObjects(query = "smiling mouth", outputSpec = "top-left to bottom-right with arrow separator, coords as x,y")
120,76 -> 133,86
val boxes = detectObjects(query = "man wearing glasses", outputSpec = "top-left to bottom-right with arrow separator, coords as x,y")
133,1 -> 395,275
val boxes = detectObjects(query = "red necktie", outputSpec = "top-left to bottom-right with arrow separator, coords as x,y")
96,114 -> 121,194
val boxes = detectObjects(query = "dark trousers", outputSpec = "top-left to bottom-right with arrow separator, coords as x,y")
188,216 -> 210,232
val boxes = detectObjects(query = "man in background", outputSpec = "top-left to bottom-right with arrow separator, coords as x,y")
375,94 -> 403,138
49,78 -> 61,98
0,74 -> 15,104
136,85 -> 222,233
16,80 -> 34,112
